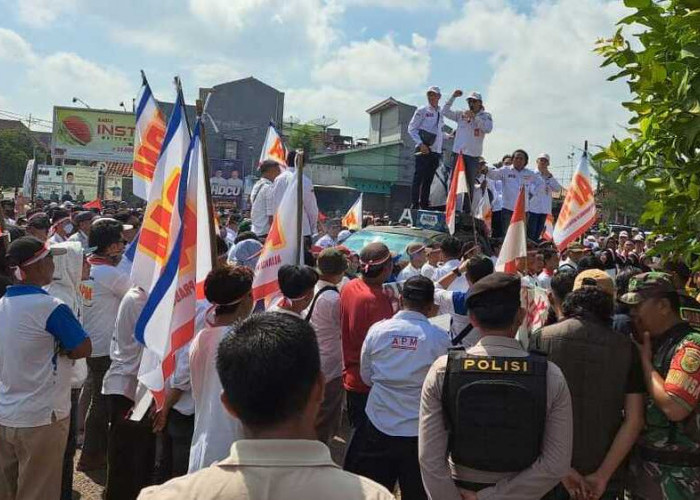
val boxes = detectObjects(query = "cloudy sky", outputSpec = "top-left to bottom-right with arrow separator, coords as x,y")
0,0 -> 633,179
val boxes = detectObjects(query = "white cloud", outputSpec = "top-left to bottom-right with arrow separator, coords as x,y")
313,34 -> 430,93
189,61 -> 246,89
0,28 -> 36,63
344,0 -> 451,9
435,0 -> 632,181
286,86 -> 384,137
16,0 -> 77,28
109,28 -> 182,56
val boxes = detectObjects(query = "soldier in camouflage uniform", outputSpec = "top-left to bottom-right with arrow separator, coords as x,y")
621,272 -> 700,500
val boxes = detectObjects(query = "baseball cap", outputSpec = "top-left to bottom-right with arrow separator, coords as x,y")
633,234 -> 645,242
337,229 -> 352,244
619,231 -> 629,238
426,86 -> 441,95
466,91 -> 483,101
537,153 -> 550,161
74,211 -> 96,224
574,269 -> 615,296
6,236 -> 67,268
568,243 -> 586,253
619,272 -> 676,305
317,248 -> 348,276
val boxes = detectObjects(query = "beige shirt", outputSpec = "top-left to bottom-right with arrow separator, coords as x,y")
419,336 -> 573,500
138,439 -> 395,500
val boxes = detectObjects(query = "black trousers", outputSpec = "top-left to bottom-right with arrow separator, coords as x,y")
491,210 -> 503,238
412,152 -> 440,209
454,153 -> 480,214
528,213 -> 547,242
346,390 -> 369,429
501,209 -> 530,235
344,419 -> 427,500
105,394 -> 156,500
163,409 -> 194,479
60,388 -> 80,500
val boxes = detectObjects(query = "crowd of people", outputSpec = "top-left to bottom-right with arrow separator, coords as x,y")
0,87 -> 699,500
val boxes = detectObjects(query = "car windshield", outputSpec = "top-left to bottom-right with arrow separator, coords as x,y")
343,230 -> 432,261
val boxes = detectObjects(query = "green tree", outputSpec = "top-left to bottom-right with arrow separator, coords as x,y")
593,162 -> 649,224
287,124 -> 317,153
594,0 -> 700,261
0,129 -> 35,188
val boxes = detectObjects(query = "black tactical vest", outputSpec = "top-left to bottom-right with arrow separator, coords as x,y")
442,349 -> 548,472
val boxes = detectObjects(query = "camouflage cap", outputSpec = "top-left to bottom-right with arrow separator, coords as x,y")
619,271 -> 676,305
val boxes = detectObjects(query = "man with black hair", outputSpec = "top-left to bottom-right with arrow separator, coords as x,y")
420,243 -> 442,281
433,236 -> 466,291
79,218 -> 133,471
341,243 -> 394,428
0,237 -> 91,500
621,272 -> 700,499
49,208 -> 73,244
485,149 -> 543,230
532,270 -> 645,500
139,313 -> 394,500
69,211 -> 96,249
26,212 -> 51,241
559,244 -> 585,273
537,248 -> 559,290
250,160 -> 280,239
346,276 -> 451,499
419,272 -> 572,500
306,248 -> 347,444
188,265 -> 254,473
663,259 -> 699,311
268,264 -> 319,318
547,271 -> 577,325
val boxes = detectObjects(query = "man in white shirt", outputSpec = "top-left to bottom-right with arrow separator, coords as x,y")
398,242 -> 427,282
189,265 -> 254,473
432,237 -> 467,291
491,155 -> 510,238
442,90 -> 493,213
69,211 -> 97,250
271,151 -> 319,238
485,149 -> 544,231
315,219 -> 341,250
267,264 -> 318,318
79,218 -> 132,471
345,276 -> 451,499
305,248 -> 346,444
537,248 -> 559,290
0,236 -> 91,500
250,160 -> 281,239
528,153 -> 562,242
101,286 -> 154,500
408,86 -> 444,209
49,208 -> 73,245
420,243 -> 442,281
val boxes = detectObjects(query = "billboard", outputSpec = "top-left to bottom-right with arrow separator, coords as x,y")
104,175 -> 123,201
209,159 -> 245,209
52,107 -> 136,163
35,164 -> 98,202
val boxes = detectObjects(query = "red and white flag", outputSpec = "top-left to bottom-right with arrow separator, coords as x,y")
132,72 -> 166,201
342,193 -> 363,231
251,176 -> 303,304
445,154 -> 469,235
259,123 -> 287,168
496,186 -> 527,274
474,190 -> 493,236
553,152 -> 596,250
541,214 -> 554,241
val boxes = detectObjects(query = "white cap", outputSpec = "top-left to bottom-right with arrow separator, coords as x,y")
426,86 -> 441,95
537,153 -> 550,161
466,91 -> 482,101
586,235 -> 597,242
619,230 -> 629,237
337,229 -> 352,243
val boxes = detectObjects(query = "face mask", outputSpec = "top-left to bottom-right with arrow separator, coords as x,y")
64,223 -> 74,234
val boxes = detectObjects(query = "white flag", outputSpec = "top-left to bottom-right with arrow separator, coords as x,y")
342,194 -> 363,231
553,152 -> 596,250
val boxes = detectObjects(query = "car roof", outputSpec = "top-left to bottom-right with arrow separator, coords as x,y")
361,225 -> 446,241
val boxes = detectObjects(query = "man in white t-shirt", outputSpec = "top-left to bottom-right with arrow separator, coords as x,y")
271,151 -> 319,238
188,265 -> 254,473
397,243 -> 428,282
101,286 -> 154,499
420,243 -> 443,281
0,236 -> 91,500
250,160 -> 281,238
68,211 -> 96,250
79,218 -> 132,471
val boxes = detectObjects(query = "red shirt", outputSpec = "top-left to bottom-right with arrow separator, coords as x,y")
340,278 -> 393,393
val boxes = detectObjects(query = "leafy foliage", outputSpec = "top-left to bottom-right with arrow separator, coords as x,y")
592,161 -> 649,223
0,130 -> 35,188
287,124 -> 317,153
594,0 -> 700,262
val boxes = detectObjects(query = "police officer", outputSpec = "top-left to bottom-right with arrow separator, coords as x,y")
418,272 -> 573,500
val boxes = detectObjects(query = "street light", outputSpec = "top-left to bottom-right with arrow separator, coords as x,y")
72,97 -> 91,109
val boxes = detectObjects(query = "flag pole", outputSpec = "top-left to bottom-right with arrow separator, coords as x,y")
196,97 -> 218,269
295,150 -> 304,265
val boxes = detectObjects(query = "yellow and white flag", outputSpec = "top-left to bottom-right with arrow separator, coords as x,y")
132,72 -> 166,201
259,123 -> 287,167
342,193 -> 363,230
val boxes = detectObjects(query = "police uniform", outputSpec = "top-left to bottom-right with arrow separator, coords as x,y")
419,273 -> 573,500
